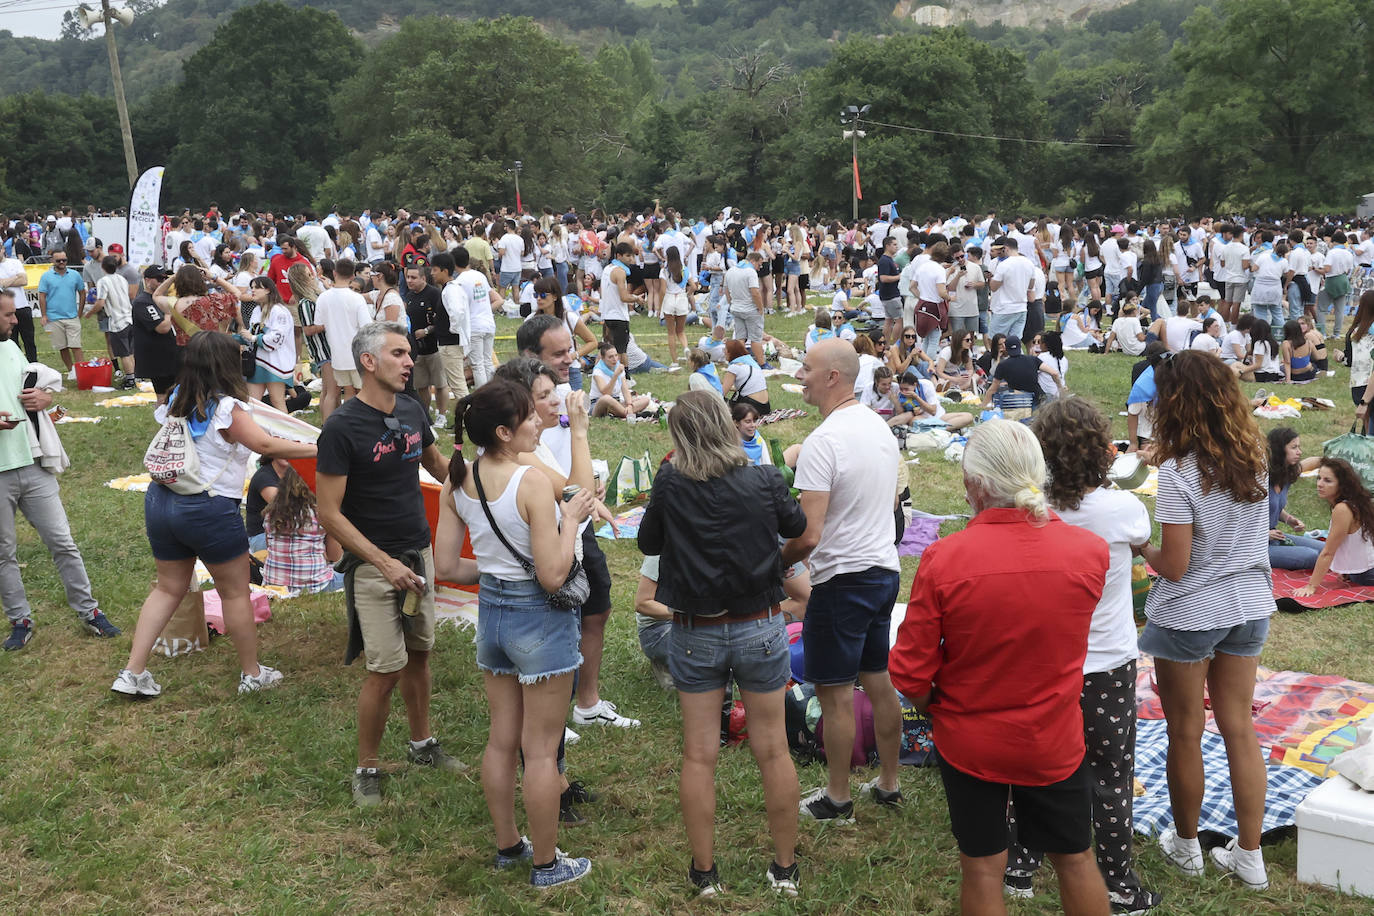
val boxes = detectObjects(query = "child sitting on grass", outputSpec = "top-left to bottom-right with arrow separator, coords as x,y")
263,465 -> 344,593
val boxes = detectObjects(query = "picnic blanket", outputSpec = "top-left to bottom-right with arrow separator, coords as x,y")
1131,717 -> 1324,840
1136,658 -> 1374,757
106,473 -> 153,492
595,505 -> 645,540
95,390 -> 158,408
1270,700 -> 1374,776
759,407 -> 807,425
1271,566 -> 1374,612
434,583 -> 478,629
55,415 -> 106,424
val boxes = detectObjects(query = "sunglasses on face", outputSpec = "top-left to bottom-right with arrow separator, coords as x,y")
903,333 -> 916,339
52,259 -> 67,264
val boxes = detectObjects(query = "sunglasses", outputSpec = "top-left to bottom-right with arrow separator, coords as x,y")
537,292 -> 553,299
384,417 -> 402,433
52,259 -> 67,264
902,333 -> 916,339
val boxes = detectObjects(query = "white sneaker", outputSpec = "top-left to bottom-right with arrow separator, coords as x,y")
111,667 -> 161,697
433,412 -> 447,429
1158,829 -> 1204,877
66,368 -> 76,381
1210,838 -> 1269,890
239,665 -> 284,694
564,726 -> 580,745
571,699 -> 640,728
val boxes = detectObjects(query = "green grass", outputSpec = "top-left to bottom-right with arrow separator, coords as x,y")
1,300 -> 1372,913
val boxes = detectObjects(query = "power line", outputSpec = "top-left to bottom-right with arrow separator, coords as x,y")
857,117 -> 1136,149
0,2 -> 82,14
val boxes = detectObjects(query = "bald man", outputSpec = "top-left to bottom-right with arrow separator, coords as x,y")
783,338 -> 904,823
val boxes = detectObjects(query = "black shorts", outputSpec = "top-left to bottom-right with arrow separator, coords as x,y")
938,756 -> 1093,858
603,319 -> 630,356
641,262 -> 661,281
109,325 -> 134,358
578,525 -> 613,617
626,265 -> 645,287
756,260 -> 772,278
1083,266 -> 1104,280
150,374 -> 177,394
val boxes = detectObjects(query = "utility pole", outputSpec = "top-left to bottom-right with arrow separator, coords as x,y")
840,104 -> 870,221
98,0 -> 138,187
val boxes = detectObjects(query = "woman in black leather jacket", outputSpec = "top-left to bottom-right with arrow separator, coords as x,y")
638,390 -> 807,898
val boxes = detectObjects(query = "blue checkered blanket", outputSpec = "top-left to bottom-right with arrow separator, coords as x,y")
1132,718 -> 1324,839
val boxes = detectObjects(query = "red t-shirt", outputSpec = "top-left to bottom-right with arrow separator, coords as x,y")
889,507 -> 1108,786
268,252 -> 311,301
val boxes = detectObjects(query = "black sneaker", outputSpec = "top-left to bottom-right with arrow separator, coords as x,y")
1111,888 -> 1163,915
562,781 -> 598,805
1004,872 -> 1034,899
859,776 -> 903,807
798,787 -> 855,824
85,611 -> 121,638
559,800 -> 586,825
689,861 -> 723,898
3,619 -> 33,651
766,861 -> 799,897
351,768 -> 382,808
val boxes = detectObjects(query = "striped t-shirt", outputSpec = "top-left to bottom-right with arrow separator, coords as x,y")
1144,454 -> 1275,630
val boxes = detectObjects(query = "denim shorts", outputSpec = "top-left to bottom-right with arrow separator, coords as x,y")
1138,617 -> 1270,664
498,270 -> 520,290
476,575 -> 582,684
669,613 -> 790,694
803,566 -> 901,685
144,483 -> 248,565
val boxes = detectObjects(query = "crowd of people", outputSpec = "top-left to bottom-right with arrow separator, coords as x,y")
7,198 -> 1374,909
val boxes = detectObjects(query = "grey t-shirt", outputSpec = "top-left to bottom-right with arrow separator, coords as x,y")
725,263 -> 760,312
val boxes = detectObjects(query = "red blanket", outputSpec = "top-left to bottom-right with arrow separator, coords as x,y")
1271,566 -> 1374,612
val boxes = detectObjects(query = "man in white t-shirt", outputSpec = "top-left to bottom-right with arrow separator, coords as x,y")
316,260 -> 374,396
1321,231 -> 1356,337
496,220 -> 525,299
295,214 -> 332,262
1217,224 -> 1251,324
987,237 -> 1036,339
725,252 -> 767,365
364,224 -> 386,264
0,255 -> 33,361
455,248 -> 499,387
784,338 -> 904,822
428,252 -> 469,402
1285,230 -> 1312,323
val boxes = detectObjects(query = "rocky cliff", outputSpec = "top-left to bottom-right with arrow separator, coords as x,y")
893,0 -> 1138,28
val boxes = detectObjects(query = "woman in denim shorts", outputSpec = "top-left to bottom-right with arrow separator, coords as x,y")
1135,351 -> 1276,890
112,332 -> 317,699
435,380 -> 596,890
639,391 -> 808,897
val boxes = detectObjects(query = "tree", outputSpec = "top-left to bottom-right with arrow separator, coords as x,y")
161,3 -> 362,211
1141,0 -> 1374,212
318,16 -> 616,212
0,91 -> 128,210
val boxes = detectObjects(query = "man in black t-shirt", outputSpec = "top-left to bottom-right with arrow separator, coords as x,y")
130,266 -> 181,404
876,235 -> 903,345
403,264 -> 447,424
315,320 -> 458,808
981,335 -> 1052,420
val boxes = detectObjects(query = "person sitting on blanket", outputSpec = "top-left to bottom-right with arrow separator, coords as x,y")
262,465 -> 344,593
1295,457 -> 1374,596
1266,427 -> 1325,570
889,374 -> 974,431
862,366 -> 896,420
731,400 -> 808,620
1005,396 -> 1161,913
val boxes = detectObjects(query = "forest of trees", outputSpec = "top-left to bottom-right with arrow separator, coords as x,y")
2,0 -> 1373,218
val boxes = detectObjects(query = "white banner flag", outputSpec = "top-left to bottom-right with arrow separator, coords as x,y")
127,166 -> 165,269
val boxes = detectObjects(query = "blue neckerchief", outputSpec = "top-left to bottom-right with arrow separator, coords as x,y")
594,359 -> 613,378
167,386 -> 217,440
696,362 -> 723,395
610,258 -> 630,275
740,432 -> 763,464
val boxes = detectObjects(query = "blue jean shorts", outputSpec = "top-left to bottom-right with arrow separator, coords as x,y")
803,566 -> 901,685
144,484 -> 249,565
1138,617 -> 1270,664
476,575 -> 582,683
669,613 -> 790,694
498,270 -> 520,290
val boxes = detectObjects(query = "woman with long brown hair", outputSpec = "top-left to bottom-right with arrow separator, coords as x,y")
1135,350 -> 1274,891
1295,458 -> 1374,595
112,332 -> 317,699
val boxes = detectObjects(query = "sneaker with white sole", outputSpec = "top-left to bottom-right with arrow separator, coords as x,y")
799,787 -> 855,824
1210,839 -> 1268,890
433,412 -> 447,430
1157,829 -> 1204,877
111,667 -> 162,697
407,737 -> 468,772
352,768 -> 382,807
572,699 -> 640,728
858,775 -> 903,807
3,619 -> 33,651
689,862 -> 723,898
1003,872 -> 1033,899
530,852 -> 592,889
85,610 -> 121,638
238,665 -> 284,694
766,861 -> 799,897
1110,887 -> 1163,914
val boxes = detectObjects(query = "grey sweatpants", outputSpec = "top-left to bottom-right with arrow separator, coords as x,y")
0,462 -> 97,623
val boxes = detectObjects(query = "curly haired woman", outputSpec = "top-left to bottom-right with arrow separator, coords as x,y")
1294,457 -> 1374,596
1135,350 -> 1274,891
1005,397 -> 1159,912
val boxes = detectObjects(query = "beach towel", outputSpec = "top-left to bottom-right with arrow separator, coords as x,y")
1271,566 -> 1374,612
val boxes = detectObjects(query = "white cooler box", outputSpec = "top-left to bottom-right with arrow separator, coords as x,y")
1296,774 -> 1374,897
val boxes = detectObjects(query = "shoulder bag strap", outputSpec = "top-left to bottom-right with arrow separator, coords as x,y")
472,459 -> 537,573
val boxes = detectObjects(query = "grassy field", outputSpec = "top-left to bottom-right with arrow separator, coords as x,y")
2,298 -> 1373,914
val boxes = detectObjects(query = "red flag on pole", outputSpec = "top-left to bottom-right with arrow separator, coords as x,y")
516,190 -> 523,214
852,154 -> 862,201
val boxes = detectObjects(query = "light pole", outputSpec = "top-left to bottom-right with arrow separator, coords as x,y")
510,160 -> 523,214
840,104 -> 870,221
80,1 -> 138,187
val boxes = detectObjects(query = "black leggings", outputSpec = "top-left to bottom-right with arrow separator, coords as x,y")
13,308 -> 36,363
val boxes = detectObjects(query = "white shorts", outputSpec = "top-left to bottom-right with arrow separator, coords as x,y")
662,290 -> 690,316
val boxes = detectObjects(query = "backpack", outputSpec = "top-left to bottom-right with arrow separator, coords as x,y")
784,682 -> 823,762
144,413 -> 228,495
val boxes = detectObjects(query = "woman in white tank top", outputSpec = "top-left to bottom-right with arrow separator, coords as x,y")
1295,457 -> 1374,594
433,379 -> 596,887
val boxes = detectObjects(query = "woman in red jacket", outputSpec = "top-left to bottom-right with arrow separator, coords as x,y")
890,418 -> 1112,916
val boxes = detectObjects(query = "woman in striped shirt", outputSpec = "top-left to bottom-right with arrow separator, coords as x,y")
1136,350 -> 1274,892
